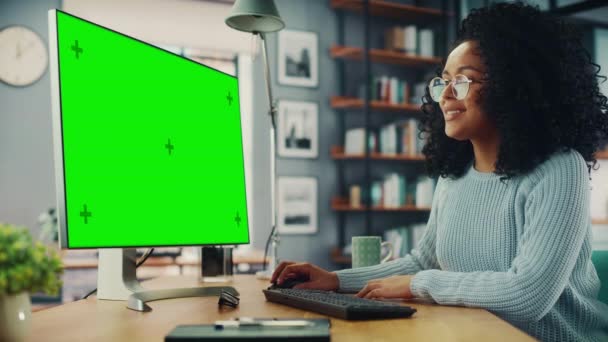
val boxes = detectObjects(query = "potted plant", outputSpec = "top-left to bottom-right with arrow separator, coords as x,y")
0,223 -> 63,341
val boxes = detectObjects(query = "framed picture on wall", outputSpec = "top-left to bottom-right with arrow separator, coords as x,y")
277,100 -> 318,158
277,177 -> 318,235
278,30 -> 318,87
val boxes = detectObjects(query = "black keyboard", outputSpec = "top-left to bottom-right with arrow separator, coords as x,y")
263,287 -> 416,320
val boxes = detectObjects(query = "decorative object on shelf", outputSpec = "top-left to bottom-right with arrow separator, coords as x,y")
277,177 -> 318,234
350,185 -> 362,208
277,100 -> 318,158
0,224 -> 63,341
0,25 -> 48,87
225,0 -> 285,279
278,29 -> 319,87
200,246 -> 234,283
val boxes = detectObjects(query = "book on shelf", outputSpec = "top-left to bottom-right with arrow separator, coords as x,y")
411,223 -> 427,251
383,226 -> 409,258
345,128 -> 366,155
415,177 -> 435,208
376,119 -> 425,156
382,223 -> 428,258
384,25 -> 434,57
384,26 -> 405,51
419,28 -> 434,57
410,81 -> 428,105
404,25 -> 417,54
344,128 -> 377,155
370,76 -> 410,105
359,174 -> 435,208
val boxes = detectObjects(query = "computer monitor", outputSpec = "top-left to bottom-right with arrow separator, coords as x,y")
48,9 -> 249,305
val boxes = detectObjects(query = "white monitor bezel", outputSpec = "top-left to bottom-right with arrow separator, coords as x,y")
48,9 -> 70,249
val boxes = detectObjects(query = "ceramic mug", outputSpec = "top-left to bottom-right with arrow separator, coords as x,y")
351,236 -> 393,268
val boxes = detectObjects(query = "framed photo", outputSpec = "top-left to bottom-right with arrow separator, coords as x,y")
277,177 -> 318,235
277,100 -> 318,158
278,30 -> 318,87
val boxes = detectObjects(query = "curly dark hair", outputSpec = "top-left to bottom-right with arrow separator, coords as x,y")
420,1 -> 608,180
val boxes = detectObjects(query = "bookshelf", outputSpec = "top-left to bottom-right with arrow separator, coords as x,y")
331,0 -> 451,263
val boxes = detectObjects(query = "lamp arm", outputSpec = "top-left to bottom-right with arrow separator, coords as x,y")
259,32 -> 277,129
258,32 -> 279,273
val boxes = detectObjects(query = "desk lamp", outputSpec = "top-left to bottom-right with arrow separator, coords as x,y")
225,0 -> 285,279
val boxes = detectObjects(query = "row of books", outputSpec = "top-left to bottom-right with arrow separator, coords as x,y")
384,25 -> 435,57
344,119 -> 425,156
357,77 -> 429,105
348,174 -> 435,209
383,223 -> 427,258
371,76 -> 410,105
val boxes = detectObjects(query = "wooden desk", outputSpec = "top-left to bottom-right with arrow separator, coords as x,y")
28,275 -> 534,341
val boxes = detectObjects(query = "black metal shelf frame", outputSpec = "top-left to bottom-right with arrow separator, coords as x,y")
333,0 -> 453,250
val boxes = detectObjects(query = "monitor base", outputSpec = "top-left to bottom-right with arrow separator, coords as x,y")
127,286 -> 239,312
97,248 -> 238,311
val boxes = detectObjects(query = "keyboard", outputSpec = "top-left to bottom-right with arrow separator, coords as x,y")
263,287 -> 416,320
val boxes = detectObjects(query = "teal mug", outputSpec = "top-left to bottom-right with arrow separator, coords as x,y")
351,236 -> 393,268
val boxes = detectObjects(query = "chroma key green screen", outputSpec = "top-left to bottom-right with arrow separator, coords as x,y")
54,10 -> 249,248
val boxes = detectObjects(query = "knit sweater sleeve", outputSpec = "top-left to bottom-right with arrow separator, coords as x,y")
410,152 -> 590,322
335,177 -> 445,292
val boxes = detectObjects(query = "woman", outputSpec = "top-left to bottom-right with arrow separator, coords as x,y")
271,2 -> 608,341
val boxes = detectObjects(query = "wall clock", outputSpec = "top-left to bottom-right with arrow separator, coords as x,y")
0,25 -> 48,87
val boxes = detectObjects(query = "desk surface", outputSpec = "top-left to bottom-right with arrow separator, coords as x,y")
29,275 -> 534,342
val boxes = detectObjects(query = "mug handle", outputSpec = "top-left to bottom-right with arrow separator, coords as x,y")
380,241 -> 393,263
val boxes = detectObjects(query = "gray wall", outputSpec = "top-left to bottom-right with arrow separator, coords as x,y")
250,1 -> 339,270
0,0 -> 61,236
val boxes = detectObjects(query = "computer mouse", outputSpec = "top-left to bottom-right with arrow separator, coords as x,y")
272,278 -> 308,289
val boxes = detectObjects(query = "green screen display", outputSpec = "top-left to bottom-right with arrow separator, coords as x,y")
54,11 -> 249,248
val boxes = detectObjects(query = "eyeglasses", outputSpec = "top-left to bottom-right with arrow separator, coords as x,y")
428,74 -> 477,102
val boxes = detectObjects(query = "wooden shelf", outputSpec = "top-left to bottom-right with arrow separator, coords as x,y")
331,146 -> 425,161
331,96 -> 422,113
592,219 -> 608,225
596,150 -> 608,160
331,197 -> 431,212
330,0 -> 450,22
62,254 -> 268,270
331,247 -> 352,265
331,45 -> 442,67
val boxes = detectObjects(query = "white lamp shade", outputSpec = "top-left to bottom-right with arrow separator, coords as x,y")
225,0 -> 285,33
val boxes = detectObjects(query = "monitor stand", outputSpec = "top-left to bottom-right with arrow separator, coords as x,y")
97,248 -> 238,312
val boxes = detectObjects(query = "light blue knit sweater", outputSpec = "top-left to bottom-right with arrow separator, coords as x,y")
336,150 -> 608,341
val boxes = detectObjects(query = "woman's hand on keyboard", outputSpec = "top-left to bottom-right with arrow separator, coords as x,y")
356,275 -> 414,300
271,261 -> 340,291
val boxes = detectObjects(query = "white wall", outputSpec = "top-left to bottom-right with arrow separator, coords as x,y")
63,0 -> 252,54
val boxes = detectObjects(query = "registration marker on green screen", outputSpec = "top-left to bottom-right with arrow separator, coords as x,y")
51,10 -> 249,249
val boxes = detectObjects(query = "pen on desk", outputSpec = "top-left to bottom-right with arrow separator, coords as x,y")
214,320 -> 314,329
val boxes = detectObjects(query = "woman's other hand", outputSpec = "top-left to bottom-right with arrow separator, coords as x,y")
356,275 -> 414,299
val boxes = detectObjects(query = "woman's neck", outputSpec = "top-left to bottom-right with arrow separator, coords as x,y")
471,135 -> 500,173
